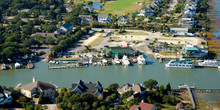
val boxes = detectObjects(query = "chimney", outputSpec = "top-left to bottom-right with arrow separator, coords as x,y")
141,99 -> 145,103
33,76 -> 36,82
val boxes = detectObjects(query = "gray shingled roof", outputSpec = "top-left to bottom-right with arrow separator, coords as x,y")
98,14 -> 108,18
20,81 -> 55,91
72,80 -> 103,94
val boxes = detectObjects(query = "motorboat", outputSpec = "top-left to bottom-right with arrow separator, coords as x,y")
1,64 -> 7,70
102,59 -> 108,66
15,62 -> 21,69
137,55 -> 146,65
122,55 -> 130,66
112,55 -> 121,65
198,60 -> 218,67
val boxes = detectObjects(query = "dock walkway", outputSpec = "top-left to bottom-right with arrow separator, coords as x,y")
187,87 -> 196,109
48,65 -> 88,69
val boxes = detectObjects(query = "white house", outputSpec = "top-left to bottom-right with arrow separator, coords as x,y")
98,14 -> 111,23
57,22 -> 73,35
0,86 -> 12,105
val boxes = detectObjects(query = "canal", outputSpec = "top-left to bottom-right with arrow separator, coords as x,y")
0,56 -> 220,89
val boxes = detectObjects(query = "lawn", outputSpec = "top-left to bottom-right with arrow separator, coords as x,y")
100,0 -> 151,16
89,35 -> 106,47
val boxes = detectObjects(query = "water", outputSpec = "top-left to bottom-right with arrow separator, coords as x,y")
0,56 -> 220,89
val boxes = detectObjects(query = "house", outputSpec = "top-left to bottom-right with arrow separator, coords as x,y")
170,28 -> 189,33
117,15 -> 129,24
79,15 -> 93,24
104,46 -> 136,57
31,32 -> 57,42
50,5 -> 55,10
98,14 -> 111,23
0,86 -> 12,105
57,22 -> 73,35
72,80 -> 103,98
130,102 -> 157,110
118,83 -> 146,101
176,102 -> 184,110
85,2 -> 102,10
138,6 -> 154,17
19,77 -> 57,99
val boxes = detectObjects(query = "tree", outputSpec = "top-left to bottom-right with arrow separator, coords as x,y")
46,36 -> 56,45
38,92 -> 44,104
143,79 -> 158,90
121,91 -> 133,99
107,83 -> 119,93
159,84 -> 164,92
166,83 -> 171,92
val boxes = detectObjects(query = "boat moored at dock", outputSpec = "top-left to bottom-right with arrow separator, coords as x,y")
198,60 -> 218,68
122,55 -> 130,66
1,64 -> 7,70
112,55 -> 121,65
14,62 -> 21,69
137,55 -> 147,65
165,59 -> 194,68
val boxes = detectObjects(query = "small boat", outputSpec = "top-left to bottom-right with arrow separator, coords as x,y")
49,60 -> 56,64
198,60 -> 218,68
67,64 -> 77,66
15,62 -> 21,69
159,58 -> 163,63
60,61 -> 69,64
1,64 -> 7,70
92,62 -> 97,66
137,55 -> 146,65
89,59 -> 93,64
102,59 -> 108,66
112,55 -> 121,65
165,59 -> 194,68
122,55 -> 130,66
178,83 -> 195,89
15,82 -> 22,89
218,66 -> 220,69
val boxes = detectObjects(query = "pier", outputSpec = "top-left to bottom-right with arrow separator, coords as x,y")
187,87 -> 196,109
48,65 -> 88,69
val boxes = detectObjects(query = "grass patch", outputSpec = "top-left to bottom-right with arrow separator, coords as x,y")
159,51 -> 177,56
161,104 -> 176,110
100,0 -> 151,16
89,35 -> 105,47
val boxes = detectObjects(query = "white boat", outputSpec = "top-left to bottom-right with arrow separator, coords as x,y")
198,60 -> 218,67
49,60 -> 56,64
102,59 -> 108,66
60,61 -> 69,64
178,83 -> 195,89
218,66 -> 220,68
112,55 -> 121,65
165,59 -> 194,68
1,64 -> 7,70
122,55 -> 130,66
137,55 -> 146,65
89,59 -> 93,64
15,62 -> 21,69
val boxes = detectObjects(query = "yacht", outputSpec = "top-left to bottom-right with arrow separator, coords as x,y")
137,55 -> 146,65
102,59 -> 108,66
122,55 -> 130,66
198,60 -> 218,67
15,62 -> 21,69
1,64 -> 7,70
112,55 -> 121,65
165,59 -> 194,68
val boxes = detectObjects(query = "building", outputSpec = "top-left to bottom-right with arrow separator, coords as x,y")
31,32 -> 57,42
98,14 -> 111,23
57,22 -> 73,35
118,83 -> 146,101
79,15 -> 93,24
72,80 -> 103,98
170,28 -> 189,33
130,102 -> 157,110
117,15 -> 129,24
181,44 -> 208,58
0,86 -> 12,105
104,46 -> 136,57
176,102 -> 184,110
19,77 -> 57,99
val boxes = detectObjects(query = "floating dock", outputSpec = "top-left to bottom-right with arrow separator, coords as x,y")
48,65 -> 88,69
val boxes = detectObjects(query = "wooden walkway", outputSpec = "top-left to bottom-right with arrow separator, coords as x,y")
48,65 -> 88,69
187,87 -> 196,109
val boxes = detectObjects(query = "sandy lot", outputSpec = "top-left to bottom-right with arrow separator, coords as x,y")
83,33 -> 103,46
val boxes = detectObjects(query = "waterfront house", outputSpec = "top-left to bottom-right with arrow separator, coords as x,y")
0,86 -> 12,105
72,80 -> 103,98
104,46 -> 136,57
118,83 -> 146,101
79,15 -> 93,24
98,14 -> 111,23
19,77 -> 57,99
57,22 -> 73,35
117,15 -> 129,24
130,102 -> 157,110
